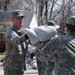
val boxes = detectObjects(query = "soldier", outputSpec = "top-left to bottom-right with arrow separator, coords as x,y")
45,20 -> 60,75
36,21 -> 59,75
36,16 -> 75,75
36,42 -> 47,75
3,10 -> 29,75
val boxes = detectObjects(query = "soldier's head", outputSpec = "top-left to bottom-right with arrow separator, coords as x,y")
47,20 -> 60,30
11,10 -> 25,29
65,16 -> 75,34
12,10 -> 24,18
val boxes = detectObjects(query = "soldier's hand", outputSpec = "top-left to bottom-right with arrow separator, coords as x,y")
18,31 -> 23,35
25,34 -> 29,40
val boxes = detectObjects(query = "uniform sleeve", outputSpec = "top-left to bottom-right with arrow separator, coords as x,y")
6,30 -> 26,45
36,38 -> 58,61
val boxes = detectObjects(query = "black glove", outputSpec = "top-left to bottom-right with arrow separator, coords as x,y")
25,34 -> 29,40
17,31 -> 23,36
18,30 -> 29,40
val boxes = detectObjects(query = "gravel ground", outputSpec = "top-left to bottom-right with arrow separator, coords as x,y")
0,67 -> 38,75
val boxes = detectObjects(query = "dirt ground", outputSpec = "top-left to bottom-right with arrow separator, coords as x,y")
0,67 -> 38,75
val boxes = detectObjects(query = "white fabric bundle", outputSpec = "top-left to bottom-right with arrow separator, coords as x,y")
22,25 -> 57,45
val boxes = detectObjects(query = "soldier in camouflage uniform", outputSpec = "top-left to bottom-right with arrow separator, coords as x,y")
36,16 -> 75,75
36,41 -> 48,75
36,21 -> 59,75
3,10 -> 29,75
45,20 -> 60,75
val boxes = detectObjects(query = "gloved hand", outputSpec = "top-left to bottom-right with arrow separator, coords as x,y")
17,30 -> 24,35
25,34 -> 29,40
18,30 -> 29,40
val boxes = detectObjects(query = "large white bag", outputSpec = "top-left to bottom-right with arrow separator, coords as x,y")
22,25 -> 57,45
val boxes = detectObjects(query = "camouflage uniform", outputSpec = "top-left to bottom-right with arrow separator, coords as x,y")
35,34 -> 58,75
36,41 -> 50,75
44,20 -> 60,75
38,21 -> 60,75
36,57 -> 46,75
45,57 -> 55,75
45,35 -> 59,75
37,15 -> 75,75
36,35 -> 75,75
3,26 -> 28,75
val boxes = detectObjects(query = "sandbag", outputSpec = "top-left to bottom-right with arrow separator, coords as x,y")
21,25 -> 57,45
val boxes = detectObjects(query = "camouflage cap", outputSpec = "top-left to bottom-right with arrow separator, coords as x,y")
12,10 -> 24,18
47,20 -> 55,26
66,16 -> 75,26
47,20 -> 60,29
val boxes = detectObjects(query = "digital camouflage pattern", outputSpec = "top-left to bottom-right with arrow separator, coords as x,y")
12,10 -> 24,18
45,20 -> 59,75
45,57 -> 55,75
36,40 -> 54,75
36,41 -> 47,75
4,26 -> 28,75
45,35 -> 59,75
36,57 -> 46,75
36,35 -> 75,75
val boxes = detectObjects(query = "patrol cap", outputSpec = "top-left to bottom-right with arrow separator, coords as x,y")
12,10 -> 24,18
66,16 -> 75,26
47,20 -> 60,29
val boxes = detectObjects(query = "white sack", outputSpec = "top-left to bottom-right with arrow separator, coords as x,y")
22,26 -> 57,45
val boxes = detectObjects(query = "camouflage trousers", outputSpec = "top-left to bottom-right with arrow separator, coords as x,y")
36,57 -> 46,75
46,61 -> 54,75
36,57 -> 54,75
3,67 -> 24,75
3,62 -> 25,75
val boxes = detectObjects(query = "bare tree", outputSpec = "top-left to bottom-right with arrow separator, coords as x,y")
0,0 -> 75,34
3,0 -> 10,10
71,0 -> 75,5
